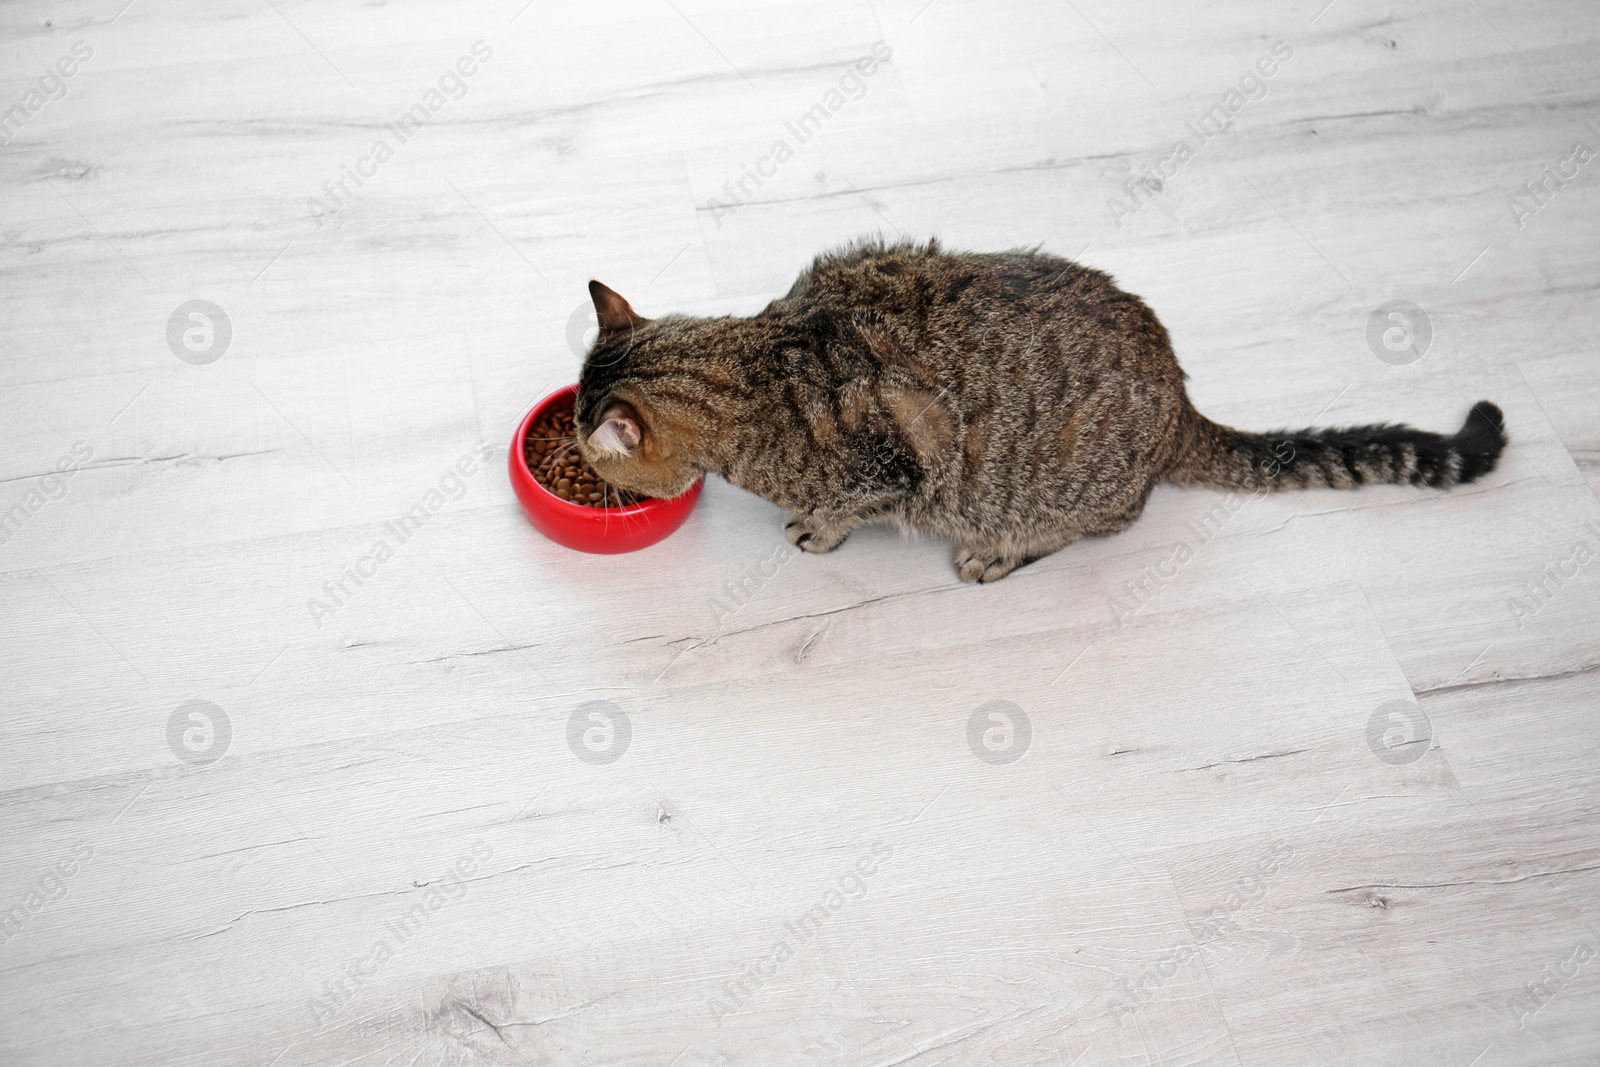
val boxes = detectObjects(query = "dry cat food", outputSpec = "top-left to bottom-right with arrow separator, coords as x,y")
524,403 -> 649,507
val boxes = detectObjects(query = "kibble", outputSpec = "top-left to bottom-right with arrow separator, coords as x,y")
524,402 -> 649,508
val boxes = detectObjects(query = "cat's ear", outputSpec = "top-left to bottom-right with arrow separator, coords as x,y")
587,403 -> 642,456
588,280 -> 645,333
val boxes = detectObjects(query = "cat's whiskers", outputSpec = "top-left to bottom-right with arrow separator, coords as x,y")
541,439 -> 581,473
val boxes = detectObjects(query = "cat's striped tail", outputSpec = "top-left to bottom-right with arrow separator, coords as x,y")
1167,401 -> 1507,492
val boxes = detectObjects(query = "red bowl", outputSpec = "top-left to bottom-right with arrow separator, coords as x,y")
509,384 -> 703,554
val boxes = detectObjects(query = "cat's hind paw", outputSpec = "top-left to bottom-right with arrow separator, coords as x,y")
785,512 -> 853,554
955,546 -> 1027,584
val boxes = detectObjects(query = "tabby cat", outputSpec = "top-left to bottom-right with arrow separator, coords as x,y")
574,238 -> 1506,582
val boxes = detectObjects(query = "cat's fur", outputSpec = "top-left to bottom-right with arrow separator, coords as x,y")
574,238 -> 1506,582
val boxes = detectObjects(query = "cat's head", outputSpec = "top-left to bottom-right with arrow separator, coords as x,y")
573,281 -> 708,500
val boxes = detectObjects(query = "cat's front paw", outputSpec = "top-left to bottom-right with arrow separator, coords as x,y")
785,512 -> 852,554
955,546 -> 1024,584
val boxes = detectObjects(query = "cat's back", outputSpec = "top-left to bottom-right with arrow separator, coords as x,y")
767,238 -> 1167,385
778,237 -> 1097,315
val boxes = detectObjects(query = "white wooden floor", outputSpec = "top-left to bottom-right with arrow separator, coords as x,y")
3,1 -> 1599,1064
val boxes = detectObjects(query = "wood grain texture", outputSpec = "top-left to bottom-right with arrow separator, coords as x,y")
1,0 -> 1598,1064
